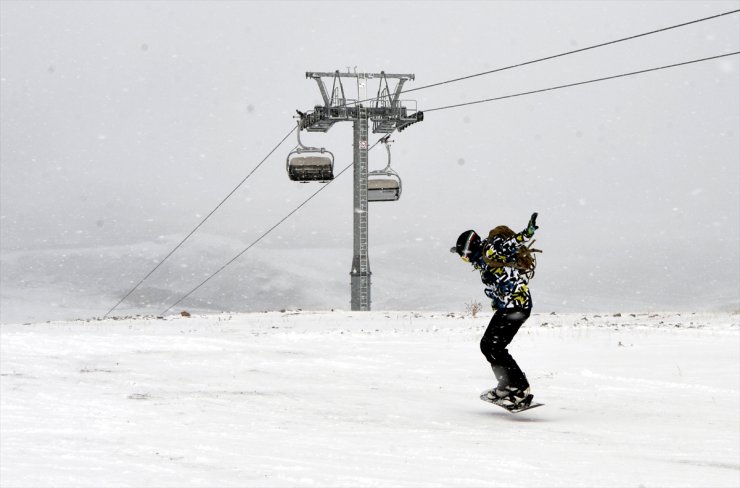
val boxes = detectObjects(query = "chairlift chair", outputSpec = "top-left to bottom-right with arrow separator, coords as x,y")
368,138 -> 401,202
286,125 -> 335,183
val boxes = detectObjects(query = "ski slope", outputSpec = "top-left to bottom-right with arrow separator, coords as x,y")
1,311 -> 738,487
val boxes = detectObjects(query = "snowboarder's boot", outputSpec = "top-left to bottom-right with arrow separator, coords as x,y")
486,386 -> 533,409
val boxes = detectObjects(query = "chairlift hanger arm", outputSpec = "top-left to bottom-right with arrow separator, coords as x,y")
384,138 -> 392,168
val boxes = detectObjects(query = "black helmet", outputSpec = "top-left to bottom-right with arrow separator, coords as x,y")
451,230 -> 481,261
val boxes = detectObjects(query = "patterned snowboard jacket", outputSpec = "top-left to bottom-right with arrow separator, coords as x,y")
471,227 -> 534,310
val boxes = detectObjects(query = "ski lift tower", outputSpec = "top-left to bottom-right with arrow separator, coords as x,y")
293,69 -> 423,311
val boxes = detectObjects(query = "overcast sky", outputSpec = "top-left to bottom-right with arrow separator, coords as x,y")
1,1 -> 738,320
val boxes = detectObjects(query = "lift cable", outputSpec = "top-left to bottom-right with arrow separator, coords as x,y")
104,124 -> 297,318
122,50 -> 739,316
424,51 -> 740,113
162,50 -> 738,312
105,9 -> 740,316
342,8 -> 739,109
160,137 -> 389,315
402,9 -> 739,96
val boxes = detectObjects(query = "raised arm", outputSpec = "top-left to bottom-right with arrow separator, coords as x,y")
487,213 -> 539,260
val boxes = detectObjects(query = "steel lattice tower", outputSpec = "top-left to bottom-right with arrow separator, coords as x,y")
295,70 -> 423,310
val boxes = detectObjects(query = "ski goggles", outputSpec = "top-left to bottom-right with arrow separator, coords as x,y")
450,246 -> 471,262
451,232 -> 478,262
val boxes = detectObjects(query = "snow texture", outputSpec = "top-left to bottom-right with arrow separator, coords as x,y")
1,311 -> 738,487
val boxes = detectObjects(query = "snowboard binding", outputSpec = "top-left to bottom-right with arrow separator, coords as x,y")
480,388 -> 544,413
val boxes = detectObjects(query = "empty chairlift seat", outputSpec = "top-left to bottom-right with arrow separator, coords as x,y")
287,153 -> 334,182
368,173 -> 401,201
286,125 -> 335,183
367,138 -> 402,202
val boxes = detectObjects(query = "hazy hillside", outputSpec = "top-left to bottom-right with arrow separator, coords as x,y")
3,232 -> 738,324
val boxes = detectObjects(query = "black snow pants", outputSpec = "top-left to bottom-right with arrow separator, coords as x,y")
479,307 -> 531,390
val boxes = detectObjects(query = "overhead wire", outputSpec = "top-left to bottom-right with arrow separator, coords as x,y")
342,9 -> 740,109
403,9 -> 739,96
160,136 -> 389,315
106,9 -> 740,316
424,51 -> 740,113
104,124 -> 297,318
164,50 -> 739,311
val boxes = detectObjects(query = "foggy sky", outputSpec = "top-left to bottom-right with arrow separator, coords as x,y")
1,1 -> 739,321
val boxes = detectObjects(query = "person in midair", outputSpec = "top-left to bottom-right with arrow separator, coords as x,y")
451,213 -> 539,409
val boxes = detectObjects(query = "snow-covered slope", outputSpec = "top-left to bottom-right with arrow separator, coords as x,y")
1,311 -> 738,487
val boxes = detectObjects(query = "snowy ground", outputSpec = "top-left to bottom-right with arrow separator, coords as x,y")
1,311 -> 738,488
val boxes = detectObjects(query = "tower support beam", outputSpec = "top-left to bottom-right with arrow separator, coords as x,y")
350,107 -> 371,311
296,70 -> 422,312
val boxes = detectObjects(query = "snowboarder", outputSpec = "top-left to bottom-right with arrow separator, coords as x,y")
451,213 -> 539,410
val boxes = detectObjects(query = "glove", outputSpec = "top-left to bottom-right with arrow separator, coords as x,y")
526,212 -> 538,237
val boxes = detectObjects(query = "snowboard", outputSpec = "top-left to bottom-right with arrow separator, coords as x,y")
480,389 -> 544,413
